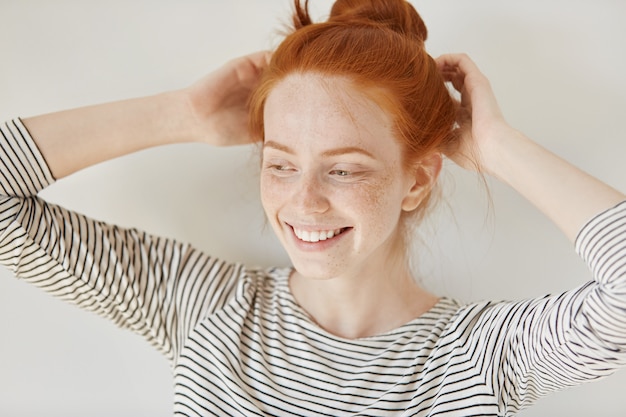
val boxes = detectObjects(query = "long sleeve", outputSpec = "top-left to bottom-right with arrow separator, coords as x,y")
575,200 -> 626,348
0,119 -> 243,363
475,201 -> 626,415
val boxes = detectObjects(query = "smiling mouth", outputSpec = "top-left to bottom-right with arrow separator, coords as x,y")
292,227 -> 349,243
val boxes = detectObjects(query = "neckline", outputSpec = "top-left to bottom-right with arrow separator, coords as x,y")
272,266 -> 451,342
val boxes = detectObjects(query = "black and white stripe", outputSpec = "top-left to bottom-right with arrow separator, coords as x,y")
2,118 -> 626,416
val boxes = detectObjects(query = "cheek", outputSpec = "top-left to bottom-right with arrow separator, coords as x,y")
354,175 -> 406,232
259,176 -> 274,212
360,173 -> 402,211
361,175 -> 404,238
260,175 -> 287,214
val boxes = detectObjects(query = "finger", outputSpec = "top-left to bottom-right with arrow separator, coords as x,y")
436,53 -> 488,89
230,51 -> 273,87
439,68 -> 465,94
435,53 -> 481,76
246,50 -> 273,70
437,59 -> 469,95
437,53 -> 500,112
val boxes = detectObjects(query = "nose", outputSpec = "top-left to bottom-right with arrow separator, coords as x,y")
292,172 -> 330,214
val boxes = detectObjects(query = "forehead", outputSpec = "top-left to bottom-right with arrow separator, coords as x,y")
263,73 -> 398,153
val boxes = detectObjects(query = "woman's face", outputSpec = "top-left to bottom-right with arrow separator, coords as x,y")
260,73 -> 424,280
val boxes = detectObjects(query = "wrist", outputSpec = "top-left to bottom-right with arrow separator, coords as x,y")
479,127 -> 528,180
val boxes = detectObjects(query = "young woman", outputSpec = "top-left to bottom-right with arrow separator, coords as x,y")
2,0 -> 625,416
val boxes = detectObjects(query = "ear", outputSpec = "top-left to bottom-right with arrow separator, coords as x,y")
401,153 -> 442,212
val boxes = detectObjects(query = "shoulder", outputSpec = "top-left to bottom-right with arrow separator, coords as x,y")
239,265 -> 292,299
438,281 -> 595,347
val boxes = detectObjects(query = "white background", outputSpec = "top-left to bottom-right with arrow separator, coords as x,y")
1,0 -> 625,415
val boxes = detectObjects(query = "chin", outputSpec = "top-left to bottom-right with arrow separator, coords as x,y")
290,259 -> 343,281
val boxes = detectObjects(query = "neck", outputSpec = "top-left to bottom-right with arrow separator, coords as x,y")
289,254 -> 439,339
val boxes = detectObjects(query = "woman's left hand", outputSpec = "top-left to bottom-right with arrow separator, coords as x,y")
436,53 -> 515,175
436,53 -> 625,241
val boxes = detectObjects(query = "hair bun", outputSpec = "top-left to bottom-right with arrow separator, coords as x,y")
328,0 -> 428,42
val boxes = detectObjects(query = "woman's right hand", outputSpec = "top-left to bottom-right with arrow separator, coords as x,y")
185,50 -> 271,146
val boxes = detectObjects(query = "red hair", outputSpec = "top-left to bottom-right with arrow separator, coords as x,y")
249,0 -> 456,224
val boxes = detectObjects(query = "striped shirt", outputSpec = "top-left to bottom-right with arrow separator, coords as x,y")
1,118 -> 626,416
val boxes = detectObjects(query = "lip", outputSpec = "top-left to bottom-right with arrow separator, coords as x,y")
285,223 -> 352,252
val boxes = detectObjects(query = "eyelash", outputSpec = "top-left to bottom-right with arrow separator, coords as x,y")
269,164 -> 290,170
265,164 -> 296,176
267,167 -> 353,175
264,163 -> 363,180
330,169 -> 351,177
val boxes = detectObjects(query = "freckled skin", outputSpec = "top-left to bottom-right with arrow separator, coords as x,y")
259,73 -> 443,338
260,73 -> 418,282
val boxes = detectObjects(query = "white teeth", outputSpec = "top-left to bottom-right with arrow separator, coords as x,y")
293,227 -> 343,242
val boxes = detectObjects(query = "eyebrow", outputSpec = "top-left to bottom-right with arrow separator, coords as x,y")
263,140 -> 376,159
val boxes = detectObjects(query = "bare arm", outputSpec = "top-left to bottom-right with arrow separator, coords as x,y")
22,51 -> 270,179
437,53 -> 625,242
23,92 -> 189,179
483,129 -> 624,241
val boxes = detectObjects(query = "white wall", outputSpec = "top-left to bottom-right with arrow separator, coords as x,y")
1,0 -> 625,415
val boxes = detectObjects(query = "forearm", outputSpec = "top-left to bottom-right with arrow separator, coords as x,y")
22,89 -> 196,179
486,129 -> 625,242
